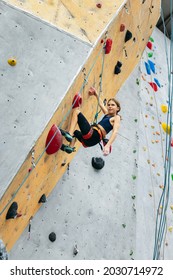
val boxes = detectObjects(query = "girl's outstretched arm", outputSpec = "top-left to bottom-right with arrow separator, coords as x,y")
88,87 -> 108,114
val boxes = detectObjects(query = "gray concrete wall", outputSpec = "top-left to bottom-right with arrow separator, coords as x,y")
9,28 -> 173,260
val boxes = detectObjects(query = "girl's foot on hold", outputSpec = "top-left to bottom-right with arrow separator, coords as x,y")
60,144 -> 76,154
60,129 -> 73,142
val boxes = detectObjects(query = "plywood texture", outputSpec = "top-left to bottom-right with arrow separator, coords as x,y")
0,0 -> 161,252
4,0 -> 126,44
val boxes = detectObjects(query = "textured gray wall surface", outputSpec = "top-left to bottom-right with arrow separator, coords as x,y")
9,27 -> 173,260
0,1 -> 91,198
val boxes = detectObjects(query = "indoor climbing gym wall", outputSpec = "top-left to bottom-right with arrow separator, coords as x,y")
0,0 -> 162,258
9,27 -> 173,261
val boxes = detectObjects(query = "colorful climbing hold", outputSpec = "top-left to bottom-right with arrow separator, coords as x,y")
147,41 -> 152,50
72,93 -> 82,108
8,58 -> 17,66
96,3 -> 102,8
149,82 -> 158,92
149,37 -> 154,42
148,59 -> 155,73
168,226 -> 173,233
120,24 -> 125,32
105,38 -> 113,54
154,78 -> 161,87
45,124 -> 63,155
161,104 -> 168,113
145,62 -> 151,75
171,138 -> 173,147
148,52 -> 153,58
161,123 -> 170,134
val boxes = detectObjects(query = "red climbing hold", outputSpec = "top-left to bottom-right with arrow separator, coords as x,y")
45,124 -> 63,155
147,41 -> 152,50
171,138 -> 173,147
105,38 -> 113,54
96,3 -> 102,8
149,82 -> 158,92
120,24 -> 125,32
72,93 -> 82,108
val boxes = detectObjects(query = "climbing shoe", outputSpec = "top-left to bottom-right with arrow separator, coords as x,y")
60,129 -> 73,142
60,144 -> 76,154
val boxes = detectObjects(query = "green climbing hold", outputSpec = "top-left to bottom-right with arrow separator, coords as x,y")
136,78 -> 140,85
134,119 -> 138,122
171,174 -> 173,181
132,175 -> 137,180
148,52 -> 153,58
122,223 -> 126,228
149,37 -> 154,42
133,150 -> 136,153
131,195 -> 136,199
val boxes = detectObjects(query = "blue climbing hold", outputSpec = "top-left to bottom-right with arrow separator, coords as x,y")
148,59 -> 155,74
145,62 -> 151,75
154,78 -> 161,88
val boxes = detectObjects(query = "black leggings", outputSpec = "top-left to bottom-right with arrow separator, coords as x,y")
74,113 -> 100,147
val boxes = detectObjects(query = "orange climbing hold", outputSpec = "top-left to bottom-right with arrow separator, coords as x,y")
105,38 -> 113,54
45,124 -> 63,154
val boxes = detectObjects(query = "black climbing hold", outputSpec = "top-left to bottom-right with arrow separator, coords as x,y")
125,30 -> 133,42
73,244 -> 79,256
117,61 -> 122,68
49,232 -> 56,242
6,202 -> 18,220
0,240 -> 8,260
38,194 -> 47,203
114,66 -> 121,74
114,61 -> 122,75
92,157 -> 105,170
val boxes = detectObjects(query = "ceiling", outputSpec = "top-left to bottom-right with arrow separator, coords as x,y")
157,0 -> 172,39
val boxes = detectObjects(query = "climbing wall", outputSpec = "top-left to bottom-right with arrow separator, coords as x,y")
3,0 -> 126,44
0,0 -> 161,253
9,27 -> 173,260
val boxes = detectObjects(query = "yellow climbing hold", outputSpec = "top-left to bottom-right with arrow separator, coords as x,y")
8,58 -> 17,66
161,104 -> 168,113
168,226 -> 173,233
170,205 -> 173,211
161,123 -> 170,134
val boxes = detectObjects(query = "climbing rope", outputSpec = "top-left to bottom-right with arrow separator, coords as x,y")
93,46 -> 106,124
0,37 -> 108,217
153,5 -> 173,259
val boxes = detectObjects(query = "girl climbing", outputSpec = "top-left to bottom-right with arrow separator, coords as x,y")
61,87 -> 121,156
